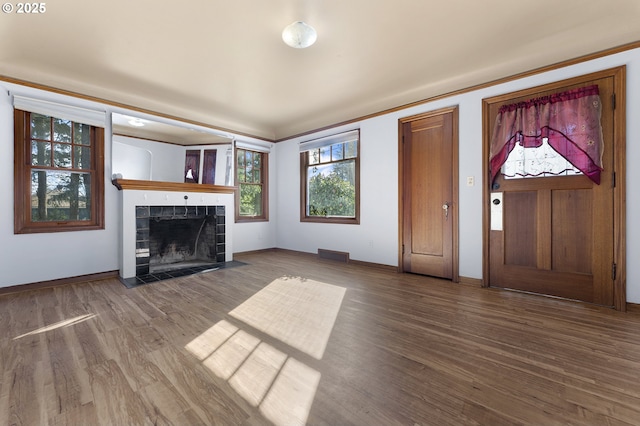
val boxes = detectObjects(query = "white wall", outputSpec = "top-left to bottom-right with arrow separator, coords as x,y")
112,135 -> 184,182
274,48 -> 640,303
0,84 -> 120,287
113,139 -> 154,180
1,48 -> 638,303
275,122 -> 400,267
233,141 -> 278,253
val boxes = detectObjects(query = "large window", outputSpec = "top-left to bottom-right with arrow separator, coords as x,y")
236,147 -> 268,221
14,109 -> 105,233
300,130 -> 359,224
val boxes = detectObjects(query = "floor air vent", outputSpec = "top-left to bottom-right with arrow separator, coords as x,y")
317,249 -> 350,263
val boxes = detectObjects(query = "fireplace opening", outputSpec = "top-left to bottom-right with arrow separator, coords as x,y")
149,215 -> 217,272
135,205 -> 225,277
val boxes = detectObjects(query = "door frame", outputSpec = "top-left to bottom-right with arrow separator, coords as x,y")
398,106 -> 459,282
481,67 -> 627,310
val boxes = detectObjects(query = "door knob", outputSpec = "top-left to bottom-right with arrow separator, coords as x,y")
442,203 -> 449,219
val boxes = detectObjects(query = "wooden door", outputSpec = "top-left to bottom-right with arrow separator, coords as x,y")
487,74 -> 618,306
401,107 -> 457,279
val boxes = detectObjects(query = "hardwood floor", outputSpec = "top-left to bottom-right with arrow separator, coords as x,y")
2,249 -> 640,425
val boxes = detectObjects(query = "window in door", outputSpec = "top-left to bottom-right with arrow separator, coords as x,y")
501,137 -> 583,179
490,85 -> 603,185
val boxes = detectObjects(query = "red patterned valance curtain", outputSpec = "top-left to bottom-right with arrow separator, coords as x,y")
489,85 -> 604,184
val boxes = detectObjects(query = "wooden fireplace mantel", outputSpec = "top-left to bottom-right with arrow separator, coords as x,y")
111,179 -> 237,194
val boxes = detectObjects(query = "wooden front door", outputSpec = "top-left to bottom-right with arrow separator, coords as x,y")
486,71 -> 622,307
401,107 -> 458,280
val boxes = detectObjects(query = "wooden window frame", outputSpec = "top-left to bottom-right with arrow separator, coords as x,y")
13,109 -> 105,234
235,148 -> 269,222
300,133 -> 360,225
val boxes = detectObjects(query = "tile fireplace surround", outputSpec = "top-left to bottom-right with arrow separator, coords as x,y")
114,179 -> 235,281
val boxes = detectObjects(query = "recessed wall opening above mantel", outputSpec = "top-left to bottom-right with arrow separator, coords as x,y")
111,112 -> 235,188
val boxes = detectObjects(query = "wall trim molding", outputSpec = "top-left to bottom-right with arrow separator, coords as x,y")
459,276 -> 484,287
0,270 -> 119,296
626,303 -> 640,314
234,247 -> 395,273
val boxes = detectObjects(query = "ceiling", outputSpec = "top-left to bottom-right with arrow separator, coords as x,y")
1,1 -> 639,141
112,112 -> 233,145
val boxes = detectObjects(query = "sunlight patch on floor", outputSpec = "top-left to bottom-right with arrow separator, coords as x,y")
259,357 -> 321,426
185,276 -> 346,426
184,319 -> 238,360
203,329 -> 260,380
228,341 -> 287,407
13,313 -> 96,340
229,276 -> 346,360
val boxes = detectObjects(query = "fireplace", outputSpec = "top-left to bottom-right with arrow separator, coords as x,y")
114,180 -> 235,283
135,205 -> 225,276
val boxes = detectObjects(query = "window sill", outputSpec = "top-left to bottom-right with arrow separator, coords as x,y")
236,216 -> 269,223
15,222 -> 105,234
301,216 -> 359,225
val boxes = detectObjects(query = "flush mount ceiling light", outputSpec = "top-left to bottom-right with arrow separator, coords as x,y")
282,21 -> 317,48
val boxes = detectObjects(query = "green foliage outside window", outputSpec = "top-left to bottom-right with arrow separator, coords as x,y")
240,184 -> 263,216
236,148 -> 266,218
308,160 -> 356,217
305,140 -> 357,218
30,113 -> 92,222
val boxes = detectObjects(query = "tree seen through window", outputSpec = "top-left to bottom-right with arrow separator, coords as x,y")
14,108 -> 104,234
236,148 -> 267,220
30,113 -> 93,222
301,131 -> 359,224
